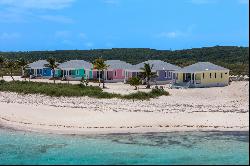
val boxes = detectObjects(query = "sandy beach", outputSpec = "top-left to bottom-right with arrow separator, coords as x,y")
0,77 -> 249,135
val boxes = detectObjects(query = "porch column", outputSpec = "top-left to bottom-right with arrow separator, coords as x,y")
194,73 -> 196,85
190,73 -> 192,83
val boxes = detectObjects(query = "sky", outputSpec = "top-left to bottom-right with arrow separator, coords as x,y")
0,0 -> 249,51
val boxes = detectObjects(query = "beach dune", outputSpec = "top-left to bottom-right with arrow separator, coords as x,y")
0,81 -> 249,134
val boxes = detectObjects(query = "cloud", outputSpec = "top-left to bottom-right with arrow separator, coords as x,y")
0,0 -> 75,10
238,0 -> 249,4
55,31 -> 72,38
103,0 -> 120,5
39,15 -> 74,24
79,33 -> 87,39
189,0 -> 217,4
84,42 -> 94,48
156,25 -> 196,39
0,32 -> 21,40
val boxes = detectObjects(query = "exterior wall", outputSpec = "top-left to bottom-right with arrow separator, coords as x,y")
43,68 -> 52,77
176,73 -> 184,83
174,70 -> 229,88
198,70 -> 229,87
113,69 -> 125,80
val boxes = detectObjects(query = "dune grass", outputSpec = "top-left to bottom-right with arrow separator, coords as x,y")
0,80 -> 169,100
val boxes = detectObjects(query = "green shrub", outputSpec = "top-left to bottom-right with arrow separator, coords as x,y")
0,81 -> 170,100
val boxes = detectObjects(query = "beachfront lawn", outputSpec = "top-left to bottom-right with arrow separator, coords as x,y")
0,80 -> 169,100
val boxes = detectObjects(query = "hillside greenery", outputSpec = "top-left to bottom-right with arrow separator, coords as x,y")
0,46 -> 248,75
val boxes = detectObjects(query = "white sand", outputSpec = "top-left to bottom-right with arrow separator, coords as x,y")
0,77 -> 249,135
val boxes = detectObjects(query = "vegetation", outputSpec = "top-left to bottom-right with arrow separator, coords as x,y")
45,58 -> 58,84
4,61 -> 19,81
93,58 -> 109,88
140,63 -> 157,89
17,58 -> 28,78
0,56 -> 4,78
128,77 -> 141,90
0,81 -> 169,100
0,46 -> 248,75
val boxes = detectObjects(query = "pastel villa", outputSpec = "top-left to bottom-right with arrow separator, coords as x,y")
27,59 -> 230,88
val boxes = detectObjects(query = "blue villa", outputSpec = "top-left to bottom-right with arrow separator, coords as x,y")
27,60 -> 60,78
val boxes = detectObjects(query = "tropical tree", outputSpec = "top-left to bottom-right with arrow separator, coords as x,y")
93,58 -> 109,88
140,63 -> 157,89
45,58 -> 58,84
128,77 -> 141,90
0,56 -> 5,78
5,60 -> 18,81
17,58 -> 28,79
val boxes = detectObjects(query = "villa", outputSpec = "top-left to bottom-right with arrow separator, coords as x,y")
27,60 -> 60,78
172,62 -> 230,88
135,60 -> 181,85
58,60 -> 93,80
93,60 -> 139,83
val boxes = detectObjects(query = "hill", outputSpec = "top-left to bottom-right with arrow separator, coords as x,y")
0,46 -> 249,75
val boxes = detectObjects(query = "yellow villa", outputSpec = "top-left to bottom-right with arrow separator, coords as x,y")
172,62 -> 230,88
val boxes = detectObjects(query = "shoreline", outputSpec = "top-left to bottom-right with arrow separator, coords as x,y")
0,81 -> 249,135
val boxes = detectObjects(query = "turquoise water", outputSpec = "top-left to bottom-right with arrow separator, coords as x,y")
0,127 -> 249,165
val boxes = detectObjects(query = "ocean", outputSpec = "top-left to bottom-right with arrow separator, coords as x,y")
0,127 -> 248,165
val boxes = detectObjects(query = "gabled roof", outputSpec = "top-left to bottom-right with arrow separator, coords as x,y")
105,60 -> 137,70
135,60 -> 181,71
175,62 -> 229,73
28,60 -> 49,69
58,60 -> 93,70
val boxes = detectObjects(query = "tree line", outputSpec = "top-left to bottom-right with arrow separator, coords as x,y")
0,46 -> 249,75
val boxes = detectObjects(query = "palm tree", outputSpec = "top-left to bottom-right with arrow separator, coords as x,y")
17,58 -> 28,80
0,56 -> 5,78
93,58 -> 109,88
128,77 -> 141,90
5,60 -> 18,81
45,58 -> 58,84
140,63 -> 157,89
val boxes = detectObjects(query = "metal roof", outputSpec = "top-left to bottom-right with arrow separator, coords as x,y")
58,60 -> 93,70
28,60 -> 49,69
175,62 -> 229,73
105,60 -> 137,70
135,60 -> 181,71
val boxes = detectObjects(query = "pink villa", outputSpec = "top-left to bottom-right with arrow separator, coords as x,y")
93,60 -> 139,83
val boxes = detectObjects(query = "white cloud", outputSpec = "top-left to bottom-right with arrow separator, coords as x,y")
238,0 -> 249,4
103,0 -> 120,5
79,33 -> 87,39
55,31 -> 71,38
0,32 -> 21,40
39,15 -> 74,24
105,42 -> 115,48
62,39 -> 74,46
85,42 -> 94,48
156,25 -> 196,39
189,0 -> 217,4
0,0 -> 75,10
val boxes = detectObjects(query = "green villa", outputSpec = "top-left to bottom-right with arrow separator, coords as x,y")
58,60 -> 93,80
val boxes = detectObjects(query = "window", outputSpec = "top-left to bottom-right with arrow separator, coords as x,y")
165,71 -> 167,78
76,70 -> 79,75
215,73 -> 217,78
168,71 -> 171,77
203,73 -> 205,79
221,73 -> 223,78
114,71 -> 117,77
210,73 -> 212,78
69,70 -> 72,75
225,72 -> 228,75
